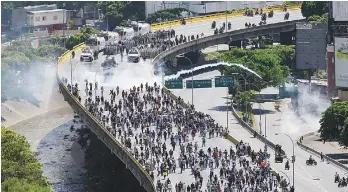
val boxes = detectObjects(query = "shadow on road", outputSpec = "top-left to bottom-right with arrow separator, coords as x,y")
208,105 -> 233,112
326,153 -> 348,165
252,108 -> 275,115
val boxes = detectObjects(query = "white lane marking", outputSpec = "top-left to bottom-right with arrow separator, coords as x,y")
295,161 -> 327,191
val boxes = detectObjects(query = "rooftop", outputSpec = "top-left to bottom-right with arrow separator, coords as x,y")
28,9 -> 65,14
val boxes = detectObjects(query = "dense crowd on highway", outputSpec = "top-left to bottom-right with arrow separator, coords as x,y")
59,17 -> 304,192
60,77 -> 294,192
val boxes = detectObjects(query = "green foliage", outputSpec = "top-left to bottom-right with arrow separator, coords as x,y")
319,102 -> 348,145
283,1 -> 301,6
301,1 -> 328,19
2,178 -> 52,192
146,8 -> 190,24
97,1 -> 145,28
210,46 -> 295,90
51,25 -> 97,50
308,13 -> 328,23
1,127 -> 51,191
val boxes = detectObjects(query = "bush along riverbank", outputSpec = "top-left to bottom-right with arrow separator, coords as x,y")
1,126 -> 52,192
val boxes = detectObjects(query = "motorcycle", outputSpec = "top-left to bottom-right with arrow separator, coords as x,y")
284,12 -> 290,20
268,10 -> 274,18
335,174 -> 340,183
306,158 -> 317,166
285,161 -> 290,170
211,21 -> 216,29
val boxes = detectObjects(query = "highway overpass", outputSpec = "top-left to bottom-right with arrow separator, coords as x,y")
56,9 -> 347,192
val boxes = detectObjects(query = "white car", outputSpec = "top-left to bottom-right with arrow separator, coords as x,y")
80,47 -> 95,62
127,48 -> 140,63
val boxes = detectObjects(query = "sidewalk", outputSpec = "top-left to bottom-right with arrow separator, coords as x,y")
302,133 -> 348,166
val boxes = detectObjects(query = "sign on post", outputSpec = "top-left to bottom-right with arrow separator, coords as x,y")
186,79 -> 212,88
165,79 -> 183,89
215,76 -> 235,87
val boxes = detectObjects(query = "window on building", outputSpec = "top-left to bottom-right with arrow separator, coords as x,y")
53,15 -> 58,20
42,16 -> 46,21
35,16 -> 40,21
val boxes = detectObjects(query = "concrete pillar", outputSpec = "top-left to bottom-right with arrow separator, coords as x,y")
229,40 -> 242,49
326,45 -> 335,97
280,31 -> 293,45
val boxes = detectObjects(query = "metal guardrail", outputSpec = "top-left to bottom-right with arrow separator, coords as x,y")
297,132 -> 348,172
58,18 -> 303,192
150,4 -> 301,31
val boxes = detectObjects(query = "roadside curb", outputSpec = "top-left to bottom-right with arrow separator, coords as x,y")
297,132 -> 348,172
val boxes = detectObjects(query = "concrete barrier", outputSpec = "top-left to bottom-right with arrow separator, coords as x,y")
57,44 -> 156,192
297,132 -> 348,172
151,4 -> 301,31
230,103 -> 286,155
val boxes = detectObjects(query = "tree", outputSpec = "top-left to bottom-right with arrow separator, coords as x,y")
319,102 -> 348,143
97,1 -> 145,29
301,1 -> 328,19
2,178 -> 52,192
1,127 -> 51,191
146,8 -> 190,24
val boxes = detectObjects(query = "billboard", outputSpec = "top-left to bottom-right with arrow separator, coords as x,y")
332,1 -> 348,21
296,22 -> 327,70
335,37 -> 348,88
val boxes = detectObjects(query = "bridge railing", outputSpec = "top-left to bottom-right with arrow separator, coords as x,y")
57,44 -> 156,192
150,4 -> 301,30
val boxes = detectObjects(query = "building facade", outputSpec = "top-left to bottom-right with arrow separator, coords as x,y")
11,4 -> 57,32
145,1 -> 284,18
26,9 -> 66,33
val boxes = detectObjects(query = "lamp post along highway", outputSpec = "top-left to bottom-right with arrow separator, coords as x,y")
178,56 -> 193,105
225,1 -> 228,33
275,133 -> 295,190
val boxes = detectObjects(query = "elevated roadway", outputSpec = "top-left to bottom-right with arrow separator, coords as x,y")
56,9 -> 345,192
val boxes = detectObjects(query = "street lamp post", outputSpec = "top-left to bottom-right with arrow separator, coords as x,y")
275,133 -> 295,190
225,1 -> 228,33
177,56 -> 193,105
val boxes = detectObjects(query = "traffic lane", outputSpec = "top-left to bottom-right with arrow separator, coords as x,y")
161,10 -> 304,37
253,101 -> 347,190
169,71 -> 339,192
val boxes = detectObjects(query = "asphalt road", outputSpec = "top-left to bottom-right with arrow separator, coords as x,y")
58,8 -> 348,192
171,71 -> 348,192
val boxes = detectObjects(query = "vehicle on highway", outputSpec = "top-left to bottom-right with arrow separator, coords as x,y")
86,35 -> 106,54
306,155 -> 317,166
274,144 -> 284,163
127,47 -> 140,63
114,26 -> 135,40
80,46 -> 97,62
101,57 -> 118,76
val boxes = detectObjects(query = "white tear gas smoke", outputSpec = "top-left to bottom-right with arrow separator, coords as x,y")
278,83 -> 330,135
17,60 -> 58,112
164,62 -> 262,80
72,56 -> 162,90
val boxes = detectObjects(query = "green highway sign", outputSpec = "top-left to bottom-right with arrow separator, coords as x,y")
186,79 -> 212,88
215,76 -> 235,87
165,79 -> 183,89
